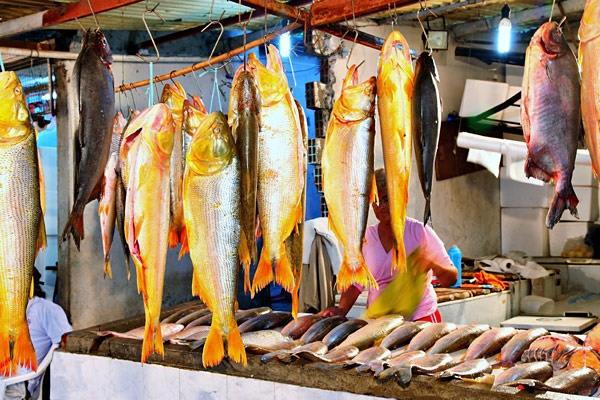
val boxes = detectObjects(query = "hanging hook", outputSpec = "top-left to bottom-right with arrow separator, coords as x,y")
136,5 -> 166,63
74,17 -> 86,32
345,0 -> 363,70
239,0 -> 254,68
388,0 -> 398,30
203,11 -> 231,71
417,9 -> 431,54
86,0 -> 101,30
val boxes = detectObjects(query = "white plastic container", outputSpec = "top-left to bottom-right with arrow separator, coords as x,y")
571,164 -> 599,187
501,208 -> 549,256
500,167 -> 553,208
549,221 -> 592,256
520,295 -> 555,315
459,79 -> 509,119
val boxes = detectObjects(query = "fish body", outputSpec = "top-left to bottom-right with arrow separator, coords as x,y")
99,323 -> 184,340
247,47 -> 304,295
377,31 -> 414,272
121,104 -> 173,363
515,367 -> 599,395
174,308 -> 211,326
322,319 -> 368,349
183,111 -> 246,368
437,359 -> 492,379
242,330 -> 289,352
347,346 -> 391,366
63,29 -> 115,248
334,315 -> 404,350
567,347 -> 600,374
529,334 -> 579,352
239,311 -> 293,334
172,325 -> 211,341
584,323 -> 600,352
464,327 -> 517,360
161,304 -> 207,324
288,341 -> 329,362
522,22 -> 581,228
0,71 -> 45,376
375,351 -> 426,381
235,307 -> 272,325
580,0 -> 600,179
407,322 -> 457,352
281,314 -> 325,339
300,316 -> 347,344
428,324 -> 490,354
320,346 -> 360,363
411,52 -> 441,224
182,95 -> 208,161
322,65 -> 377,291
229,68 -> 261,293
380,321 -> 430,350
498,327 -> 548,366
495,361 -> 553,387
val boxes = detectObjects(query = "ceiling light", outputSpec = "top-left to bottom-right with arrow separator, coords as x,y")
498,4 -> 512,53
280,32 -> 291,58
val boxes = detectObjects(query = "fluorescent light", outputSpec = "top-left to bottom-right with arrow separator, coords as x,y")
280,32 -> 290,58
498,4 -> 511,53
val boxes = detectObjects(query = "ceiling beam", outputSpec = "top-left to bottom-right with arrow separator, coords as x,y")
0,0 -> 143,38
310,0 -> 415,26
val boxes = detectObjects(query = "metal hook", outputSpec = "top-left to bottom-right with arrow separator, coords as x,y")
303,19 -> 325,50
86,0 -> 101,30
202,10 -> 231,71
345,0 -> 363,70
136,5 -> 166,63
388,0 -> 398,30
239,0 -> 253,68
74,17 -> 86,32
417,9 -> 432,53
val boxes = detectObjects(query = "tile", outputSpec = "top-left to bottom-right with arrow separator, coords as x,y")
142,363 -> 180,400
108,358 -> 143,400
227,375 -> 274,400
50,353 -> 111,399
338,391 -> 394,400
273,382 -> 303,400
180,369 -> 227,400
295,386 -> 344,400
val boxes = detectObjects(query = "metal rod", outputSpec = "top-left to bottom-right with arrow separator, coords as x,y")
557,2 -> 577,44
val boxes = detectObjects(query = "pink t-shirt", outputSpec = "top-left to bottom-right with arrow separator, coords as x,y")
355,218 -> 453,320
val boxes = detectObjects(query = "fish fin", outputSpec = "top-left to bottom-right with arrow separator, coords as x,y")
547,183 -> 579,229
291,268 -> 302,320
336,253 -> 378,293
104,259 -> 112,280
36,216 -> 47,259
178,226 -> 189,260
126,257 -> 131,281
524,156 -> 552,183
370,174 -> 379,206
141,313 -> 163,364
168,226 -> 180,250
226,322 -> 247,366
192,271 -> 211,310
251,251 -> 274,296
0,323 -> 37,377
37,148 -> 45,216
30,276 -> 34,298
255,216 -> 262,239
239,230 -> 251,293
135,257 -> 146,296
275,245 -> 294,293
61,210 -> 84,251
423,198 -> 431,226
203,325 -> 225,368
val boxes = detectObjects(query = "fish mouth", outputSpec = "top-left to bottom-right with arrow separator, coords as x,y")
0,71 -> 16,91
540,22 -> 563,55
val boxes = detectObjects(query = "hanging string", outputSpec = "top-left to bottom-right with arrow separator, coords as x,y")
146,62 -> 154,108
550,0 -> 557,22
209,68 -> 223,113
0,49 -> 5,72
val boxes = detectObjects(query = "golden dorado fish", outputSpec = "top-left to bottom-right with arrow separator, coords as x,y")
247,46 -> 304,295
0,71 -> 46,376
99,112 -> 126,279
229,66 -> 261,293
160,82 -> 187,252
580,0 -> 600,179
182,95 -> 207,167
377,31 -> 415,273
120,104 -> 173,363
183,111 -> 246,368
322,65 -> 377,292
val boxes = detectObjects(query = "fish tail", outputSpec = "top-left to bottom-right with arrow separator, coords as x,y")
141,312 -> 163,364
274,245 -> 294,293
203,324 -> 225,368
61,208 -> 84,250
251,250 -> 274,296
547,183 -> 579,229
291,272 -> 302,320
178,226 -> 189,260
391,244 -> 407,275
168,225 -> 180,250
226,320 -> 247,366
103,258 -> 112,280
423,199 -> 431,226
336,253 -> 378,293
0,324 -> 37,377
243,262 -> 251,295
239,230 -> 251,294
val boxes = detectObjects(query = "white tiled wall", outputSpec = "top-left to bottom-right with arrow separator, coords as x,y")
50,352 -> 393,400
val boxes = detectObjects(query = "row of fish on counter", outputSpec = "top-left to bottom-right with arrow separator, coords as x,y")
103,306 -> 600,396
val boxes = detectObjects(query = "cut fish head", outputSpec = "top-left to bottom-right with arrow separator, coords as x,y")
537,22 -> 567,56
415,52 -> 440,83
160,82 -> 187,114
378,30 -> 413,80
335,65 -> 376,122
247,48 -> 287,106
84,28 -> 113,65
187,111 -> 236,175
113,111 -> 127,137
0,71 -> 34,143
183,96 -> 209,140
141,104 -> 174,168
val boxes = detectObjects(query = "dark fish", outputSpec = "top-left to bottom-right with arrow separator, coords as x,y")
465,327 -> 517,360
493,361 -> 553,386
238,311 -> 293,334
437,359 -> 492,379
513,367 -> 599,396
301,346 -> 361,366
186,313 -> 213,328
300,316 -> 347,344
498,327 -> 549,366
387,354 -> 456,387
522,21 -> 581,228
281,314 -> 326,339
161,304 -> 206,324
322,319 -> 368,349
411,52 -> 442,224
407,322 -> 457,352
381,321 -> 431,350
235,307 -> 272,325
175,308 -> 211,326
375,351 -> 426,381
355,359 -> 386,375
259,341 -> 304,362
335,315 -> 405,350
289,341 -> 329,362
428,324 -> 490,354
62,29 -> 115,249
347,347 -> 391,366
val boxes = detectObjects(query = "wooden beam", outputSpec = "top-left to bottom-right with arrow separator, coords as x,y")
310,0 -> 415,26
0,0 -> 143,38
236,0 -> 308,21
318,24 -> 384,50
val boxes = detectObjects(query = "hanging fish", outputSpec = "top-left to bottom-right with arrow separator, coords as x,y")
62,28 -> 115,249
522,22 -> 581,228
182,94 -> 208,164
377,31 -> 415,272
247,46 -> 304,296
412,52 -> 442,225
121,104 -> 173,363
0,71 -> 46,376
183,111 -> 246,368
229,66 -> 261,293
322,65 -> 378,292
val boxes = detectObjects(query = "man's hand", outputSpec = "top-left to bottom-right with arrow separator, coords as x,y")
318,307 -> 347,317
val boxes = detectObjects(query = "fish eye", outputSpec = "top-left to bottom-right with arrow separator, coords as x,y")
14,88 -> 21,95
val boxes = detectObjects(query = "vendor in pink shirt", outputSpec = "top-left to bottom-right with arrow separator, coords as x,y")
320,168 -> 458,322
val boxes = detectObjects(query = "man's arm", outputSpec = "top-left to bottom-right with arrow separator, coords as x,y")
429,262 -> 458,288
318,285 -> 361,317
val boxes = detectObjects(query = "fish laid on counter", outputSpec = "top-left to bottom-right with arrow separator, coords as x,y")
334,315 -> 404,350
375,351 -> 427,381
281,314 -> 325,339
584,323 -> 600,352
235,307 -> 273,325
411,52 -> 442,225
239,311 -> 294,334
121,104 -> 173,363
493,361 -> 553,386
428,324 -> 490,355
321,65 -> 377,291
437,359 -> 491,380
579,0 -> 600,180
160,82 -> 187,254
171,325 -> 210,340
512,367 -> 599,396
388,354 -> 456,388
497,327 -> 548,366
99,112 -> 126,279
322,319 -> 368,349
522,21 -> 582,228
247,46 -> 304,296
567,347 -> 600,374
285,341 -> 329,362
229,67 -> 261,293
62,29 -> 115,248
464,327 -> 517,360
98,323 -> 184,341
161,304 -> 207,324
300,316 -> 348,344
174,308 -> 211,326
242,330 -> 291,353
183,111 -> 245,368
0,71 -> 46,377
521,344 -> 579,369
381,321 -> 431,350
377,31 -> 415,273
313,346 -> 360,364
407,322 -> 457,352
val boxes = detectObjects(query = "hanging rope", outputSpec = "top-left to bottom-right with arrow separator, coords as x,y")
0,49 -> 5,72
146,62 -> 154,107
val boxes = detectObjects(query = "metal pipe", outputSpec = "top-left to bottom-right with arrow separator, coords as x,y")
0,47 -> 207,63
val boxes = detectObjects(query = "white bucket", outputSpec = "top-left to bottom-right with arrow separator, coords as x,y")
520,295 -> 555,315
